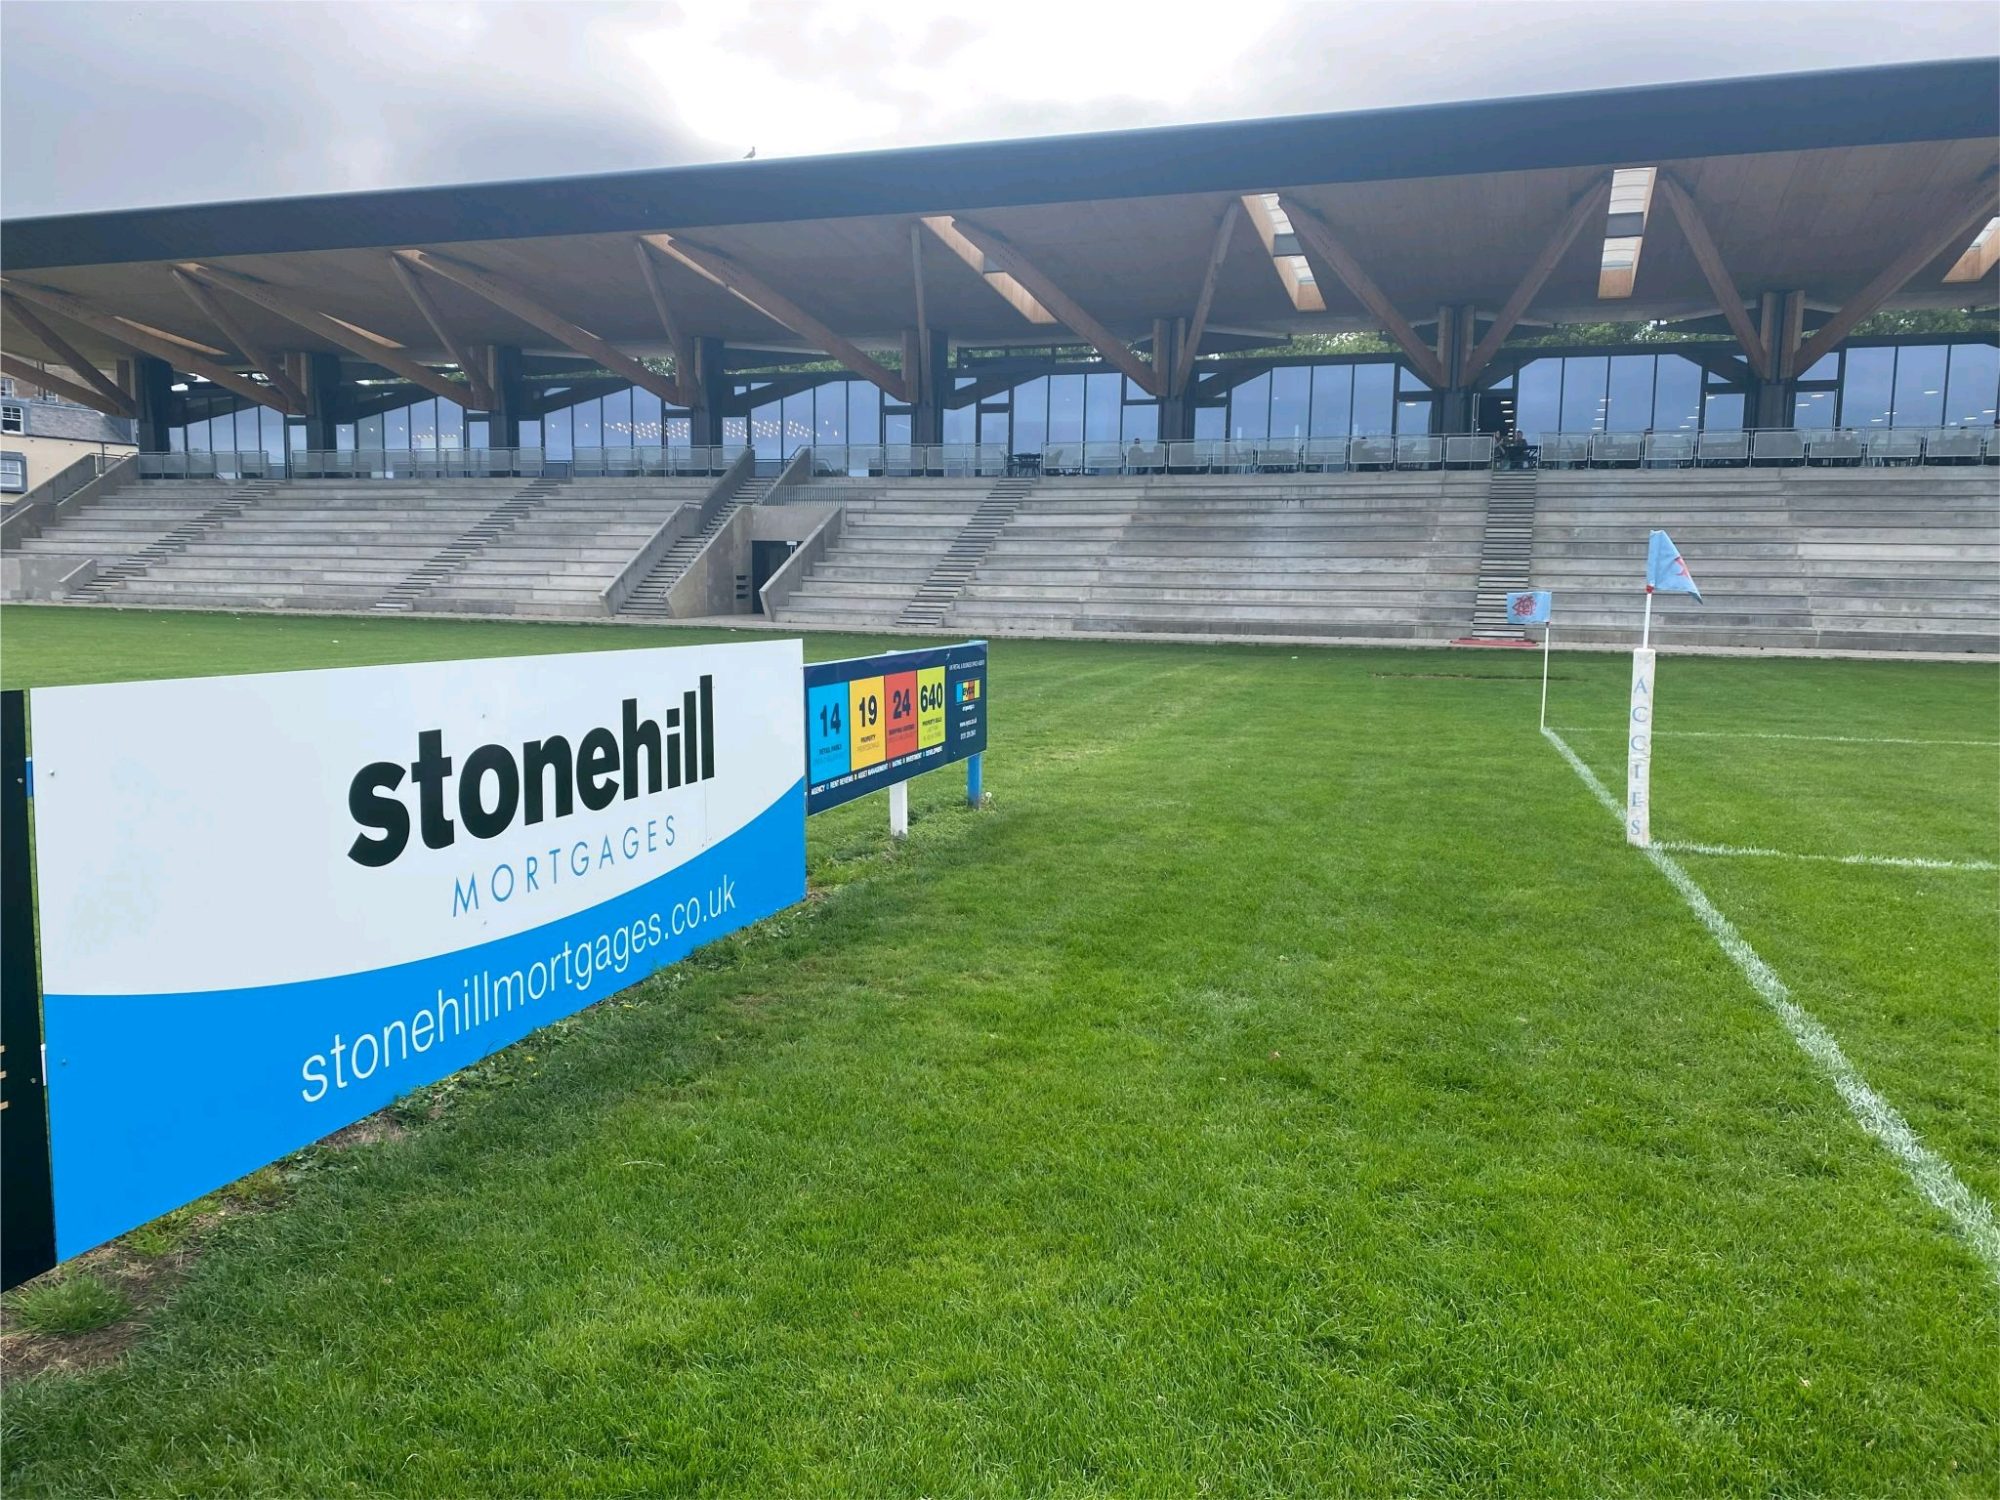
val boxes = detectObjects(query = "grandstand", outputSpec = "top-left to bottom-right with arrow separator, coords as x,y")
1,59 -> 1995,654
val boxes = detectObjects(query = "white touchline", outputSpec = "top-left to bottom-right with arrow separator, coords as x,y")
1655,840 -> 1998,873
1542,726 -> 2000,1283
1550,728 -> 1999,748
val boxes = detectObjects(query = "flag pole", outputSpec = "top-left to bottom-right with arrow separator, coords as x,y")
1641,587 -> 1653,650
1539,624 -> 1550,731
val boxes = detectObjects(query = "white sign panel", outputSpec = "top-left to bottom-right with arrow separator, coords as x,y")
30,640 -> 805,1258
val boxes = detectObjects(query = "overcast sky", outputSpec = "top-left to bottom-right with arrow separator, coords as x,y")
2,0 -> 1993,219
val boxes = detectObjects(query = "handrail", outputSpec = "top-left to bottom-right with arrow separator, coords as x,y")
661,446 -> 816,618
599,447 -> 755,615
1,451 -> 134,550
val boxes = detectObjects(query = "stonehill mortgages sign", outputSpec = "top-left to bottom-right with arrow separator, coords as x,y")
28,640 -> 804,1259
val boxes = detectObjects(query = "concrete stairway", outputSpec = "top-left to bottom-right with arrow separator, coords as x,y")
618,475 -> 777,619
420,478 -> 712,616
1465,469 -> 1538,638
1528,468 -> 1999,653
373,478 -> 561,611
896,475 -> 1035,627
765,481 -> 995,628
67,479 -> 279,599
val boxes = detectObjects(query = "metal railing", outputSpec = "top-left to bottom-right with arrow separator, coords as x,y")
1,451 -> 134,550
136,446 -> 752,482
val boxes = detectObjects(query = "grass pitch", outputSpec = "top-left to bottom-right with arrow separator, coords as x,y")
2,605 -> 1994,1497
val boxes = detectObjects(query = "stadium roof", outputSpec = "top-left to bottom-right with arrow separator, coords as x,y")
2,58 -> 1995,400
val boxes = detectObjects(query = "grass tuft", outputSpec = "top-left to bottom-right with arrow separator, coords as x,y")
6,1275 -> 133,1337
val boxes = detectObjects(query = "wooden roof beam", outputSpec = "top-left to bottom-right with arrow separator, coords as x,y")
393,249 -> 677,409
943,217 -> 1160,396
170,269 -> 308,411
388,257 -> 496,409
1173,200 -> 1242,399
1241,194 -> 1325,314
644,233 -> 910,404
1276,197 -> 1449,389
1943,216 -> 2000,284
1459,176 -> 1613,386
173,262 -> 468,407
1652,174 -> 1771,380
631,241 -> 695,405
0,352 -> 135,418
0,295 -> 137,416
1793,182 -> 2000,374
0,276 -> 292,413
918,216 -> 1058,327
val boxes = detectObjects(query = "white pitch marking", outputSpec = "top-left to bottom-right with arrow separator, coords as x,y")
1551,728 -> 1998,748
1655,840 -> 1998,873
1542,726 -> 2000,1283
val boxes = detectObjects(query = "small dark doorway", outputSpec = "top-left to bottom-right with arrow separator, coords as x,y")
749,540 -> 796,615
1474,392 -> 1514,435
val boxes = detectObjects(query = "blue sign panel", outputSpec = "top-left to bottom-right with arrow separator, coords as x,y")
803,641 -> 987,815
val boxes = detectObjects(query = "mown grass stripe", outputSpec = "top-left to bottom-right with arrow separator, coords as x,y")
1542,726 -> 2000,1284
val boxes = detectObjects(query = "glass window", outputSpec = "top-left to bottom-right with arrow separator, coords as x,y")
408,399 -> 438,450
438,402 -> 464,450
548,406 -> 576,459
1229,372 -> 1270,440
1606,355 -> 1654,431
816,383 -> 847,447
1801,352 -> 1840,382
750,399 -> 782,462
261,405 -> 286,462
602,387 -> 633,448
1012,377 -> 1048,453
942,400 -> 975,444
1352,363 -> 1395,435
1310,364 -> 1352,437
1397,364 -> 1432,395
979,408 -> 1009,446
663,414 -> 690,448
467,418 -> 488,450
384,405 -> 411,451
1194,404 -> 1226,440
1269,366 -> 1310,439
1560,355 -> 1608,432
1840,347 -> 1894,428
336,422 -> 355,451
1395,399 -> 1431,435
1702,390 -> 1744,431
1047,373 -> 1085,443
572,397 -> 601,451
722,416 -> 746,447
1890,343 -> 1947,429
781,390 -> 812,454
1652,357 -> 1702,432
186,415 -> 211,452
1121,402 -> 1158,442
1945,343 -> 1999,426
1793,389 -> 1836,429
358,413 -> 384,450
1085,372 -> 1122,441
884,411 -> 911,446
849,381 -> 881,445
518,418 -> 542,450
1515,360 -> 1560,437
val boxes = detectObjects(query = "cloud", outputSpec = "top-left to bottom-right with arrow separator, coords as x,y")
2,0 -> 1990,218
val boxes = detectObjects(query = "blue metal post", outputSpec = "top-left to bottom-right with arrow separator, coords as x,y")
967,752 -> 982,806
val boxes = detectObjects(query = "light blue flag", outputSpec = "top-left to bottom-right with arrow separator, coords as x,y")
1505,589 -> 1552,626
1646,530 -> 1703,602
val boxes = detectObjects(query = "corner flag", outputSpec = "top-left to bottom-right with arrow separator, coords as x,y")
1645,530 -> 1702,602
1505,590 -> 1552,626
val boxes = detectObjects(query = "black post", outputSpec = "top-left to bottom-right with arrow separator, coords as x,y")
690,337 -> 728,448
482,345 -> 524,449
302,351 -> 340,453
1,691 -> 58,1290
133,355 -> 174,453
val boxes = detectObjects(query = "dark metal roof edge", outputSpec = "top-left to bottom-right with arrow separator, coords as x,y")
4,57 -> 1995,271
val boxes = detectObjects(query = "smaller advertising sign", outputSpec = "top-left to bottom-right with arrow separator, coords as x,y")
804,642 -> 986,815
